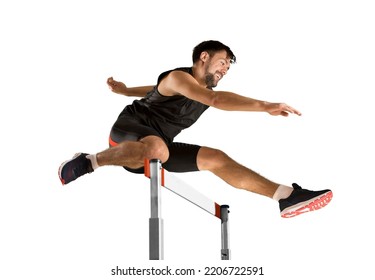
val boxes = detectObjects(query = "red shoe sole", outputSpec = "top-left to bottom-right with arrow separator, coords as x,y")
281,191 -> 333,218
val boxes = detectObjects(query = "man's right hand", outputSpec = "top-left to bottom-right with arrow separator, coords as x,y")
107,77 -> 127,95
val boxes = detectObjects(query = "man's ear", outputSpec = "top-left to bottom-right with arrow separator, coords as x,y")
200,51 -> 209,62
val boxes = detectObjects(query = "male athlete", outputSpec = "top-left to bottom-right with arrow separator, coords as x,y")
58,40 -> 332,218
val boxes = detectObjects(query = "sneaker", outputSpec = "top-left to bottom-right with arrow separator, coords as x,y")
58,153 -> 94,185
279,183 -> 333,218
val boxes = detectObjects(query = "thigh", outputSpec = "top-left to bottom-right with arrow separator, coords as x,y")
163,142 -> 201,172
109,116 -> 165,174
109,115 -> 163,146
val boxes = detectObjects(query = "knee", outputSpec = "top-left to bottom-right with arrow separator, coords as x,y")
197,147 -> 229,171
142,137 -> 169,163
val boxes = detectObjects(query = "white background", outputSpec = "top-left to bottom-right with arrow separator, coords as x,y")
1,0 -> 374,279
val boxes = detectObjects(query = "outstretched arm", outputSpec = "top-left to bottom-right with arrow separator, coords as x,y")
159,71 -> 301,117
204,91 -> 301,117
107,77 -> 154,97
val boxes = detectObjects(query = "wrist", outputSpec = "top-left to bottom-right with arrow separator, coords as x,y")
261,101 -> 270,112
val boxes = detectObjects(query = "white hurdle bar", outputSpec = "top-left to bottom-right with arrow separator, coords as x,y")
144,159 -> 231,260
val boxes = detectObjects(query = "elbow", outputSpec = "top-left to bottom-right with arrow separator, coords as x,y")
210,95 -> 219,108
210,94 -> 232,111
209,93 -> 224,109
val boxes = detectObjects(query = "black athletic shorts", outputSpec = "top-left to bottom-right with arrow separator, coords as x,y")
109,116 -> 201,174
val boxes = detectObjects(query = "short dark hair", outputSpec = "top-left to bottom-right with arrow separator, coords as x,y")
192,40 -> 236,64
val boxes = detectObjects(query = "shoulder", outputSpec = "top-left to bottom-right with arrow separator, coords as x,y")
157,68 -> 199,97
157,67 -> 193,83
162,70 -> 200,94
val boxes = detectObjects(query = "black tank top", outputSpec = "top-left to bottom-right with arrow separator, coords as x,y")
120,67 -> 210,143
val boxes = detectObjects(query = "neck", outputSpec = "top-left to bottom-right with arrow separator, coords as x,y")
192,65 -> 207,87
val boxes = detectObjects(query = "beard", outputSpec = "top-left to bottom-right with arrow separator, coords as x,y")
204,61 -> 218,88
204,72 -> 218,88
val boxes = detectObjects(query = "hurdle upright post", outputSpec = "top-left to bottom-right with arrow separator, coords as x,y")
220,205 -> 230,260
149,159 -> 164,260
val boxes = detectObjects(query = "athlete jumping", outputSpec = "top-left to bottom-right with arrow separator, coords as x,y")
58,40 -> 332,218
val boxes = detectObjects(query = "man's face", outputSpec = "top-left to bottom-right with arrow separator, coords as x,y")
204,50 -> 231,88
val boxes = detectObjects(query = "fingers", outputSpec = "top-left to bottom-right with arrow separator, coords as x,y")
107,77 -> 116,90
280,111 -> 289,117
282,104 -> 302,116
288,106 -> 301,116
270,103 -> 301,117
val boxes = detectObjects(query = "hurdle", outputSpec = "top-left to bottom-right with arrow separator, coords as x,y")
144,159 -> 230,260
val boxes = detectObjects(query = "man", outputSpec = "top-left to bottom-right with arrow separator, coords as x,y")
59,40 -> 332,218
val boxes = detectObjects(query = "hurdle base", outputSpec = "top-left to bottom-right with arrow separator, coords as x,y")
149,218 -> 164,260
220,205 -> 230,260
221,249 -> 230,260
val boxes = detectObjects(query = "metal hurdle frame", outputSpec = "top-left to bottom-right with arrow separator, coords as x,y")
145,159 -> 231,260
148,159 -> 164,260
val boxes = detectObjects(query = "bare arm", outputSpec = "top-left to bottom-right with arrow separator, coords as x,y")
204,90 -> 301,117
159,71 -> 301,117
107,77 -> 154,97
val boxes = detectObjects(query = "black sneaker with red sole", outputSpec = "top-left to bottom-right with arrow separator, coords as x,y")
279,183 -> 333,218
58,153 -> 94,185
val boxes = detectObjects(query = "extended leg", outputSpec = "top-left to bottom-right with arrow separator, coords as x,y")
197,146 -> 279,198
196,146 -> 333,217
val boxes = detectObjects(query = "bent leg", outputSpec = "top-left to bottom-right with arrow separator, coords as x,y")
97,135 -> 169,169
197,146 -> 279,198
58,118 -> 170,184
96,116 -> 170,170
